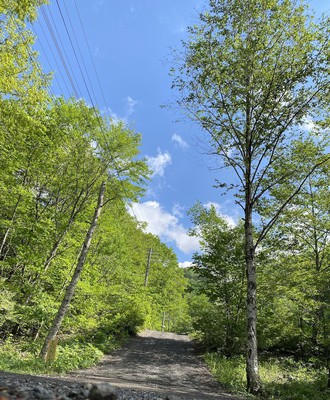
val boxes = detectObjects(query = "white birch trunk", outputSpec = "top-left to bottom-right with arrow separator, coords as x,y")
245,204 -> 261,394
39,181 -> 106,360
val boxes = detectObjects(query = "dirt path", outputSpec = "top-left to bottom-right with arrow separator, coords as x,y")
67,330 -> 243,400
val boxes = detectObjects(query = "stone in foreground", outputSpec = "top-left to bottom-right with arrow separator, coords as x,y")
88,384 -> 117,400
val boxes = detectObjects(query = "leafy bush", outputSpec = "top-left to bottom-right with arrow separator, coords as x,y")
260,357 -> 329,400
204,353 -> 330,400
81,329 -> 124,354
52,342 -> 103,371
0,337 -> 103,374
0,279 -> 17,327
188,293 -> 245,354
205,353 -> 247,394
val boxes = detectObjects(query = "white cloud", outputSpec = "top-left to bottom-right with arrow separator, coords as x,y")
107,108 -> 122,124
103,95 -> 138,125
129,201 -> 200,254
125,96 -> 138,116
172,203 -> 184,218
172,134 -> 188,149
204,201 -> 237,227
147,149 -> 171,177
300,116 -> 316,132
179,261 -> 194,268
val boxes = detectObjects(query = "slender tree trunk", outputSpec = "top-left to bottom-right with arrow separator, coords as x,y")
43,224 -> 72,273
245,203 -> 261,394
42,190 -> 87,274
244,75 -> 261,394
39,181 -> 106,360
309,179 -> 322,346
1,165 -> 31,261
144,248 -> 152,287
25,193 -> 88,305
0,195 -> 21,259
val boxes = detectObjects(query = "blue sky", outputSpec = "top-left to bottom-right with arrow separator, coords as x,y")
32,0 -> 329,267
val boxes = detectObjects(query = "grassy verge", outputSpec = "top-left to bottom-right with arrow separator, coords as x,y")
205,353 -> 329,399
0,336 -> 105,375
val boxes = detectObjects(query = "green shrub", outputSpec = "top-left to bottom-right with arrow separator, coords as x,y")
0,337 -> 103,374
81,329 -> 124,353
188,293 -> 245,354
205,353 -> 247,394
204,353 -> 329,400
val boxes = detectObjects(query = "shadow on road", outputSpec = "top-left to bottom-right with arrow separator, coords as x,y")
68,330 -> 243,400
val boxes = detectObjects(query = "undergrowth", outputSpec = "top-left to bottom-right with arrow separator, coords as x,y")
0,336 -> 104,375
205,353 -> 330,400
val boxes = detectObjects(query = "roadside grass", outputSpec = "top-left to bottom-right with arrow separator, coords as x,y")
0,336 -> 104,375
205,352 -> 329,400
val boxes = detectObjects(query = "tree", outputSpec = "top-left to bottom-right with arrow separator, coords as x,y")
188,202 -> 246,354
0,0 -> 49,281
39,181 -> 106,360
170,0 -> 330,393
258,159 -> 330,384
0,0 -> 49,106
0,93 -> 151,345
36,97 -> 150,357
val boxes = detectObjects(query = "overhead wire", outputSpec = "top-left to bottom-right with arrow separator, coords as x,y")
41,6 -> 80,98
52,0 -> 143,221
71,1 -> 148,222
33,20 -> 71,97
60,0 -> 99,109
31,25 -> 66,97
72,0 -> 112,119
26,0 -> 146,223
69,1 -> 148,222
54,0 -> 100,116
46,5 -> 83,98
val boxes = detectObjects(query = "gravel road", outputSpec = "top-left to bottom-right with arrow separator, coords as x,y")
0,330 -> 245,400
67,330 -> 242,399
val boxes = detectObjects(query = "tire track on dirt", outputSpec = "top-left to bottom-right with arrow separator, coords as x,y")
67,330 -> 243,400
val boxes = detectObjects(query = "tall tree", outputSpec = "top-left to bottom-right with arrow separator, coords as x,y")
259,158 -> 330,373
170,0 -> 330,393
40,181 -> 106,360
0,0 -> 49,276
0,0 -> 49,106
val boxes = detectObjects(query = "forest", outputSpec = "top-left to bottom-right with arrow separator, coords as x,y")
0,1 -> 330,399
0,0 -> 188,372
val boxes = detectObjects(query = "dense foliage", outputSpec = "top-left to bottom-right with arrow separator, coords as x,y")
171,0 -> 330,394
0,0 -> 189,368
1,2 -> 330,399
0,95 -> 188,348
186,190 -> 330,397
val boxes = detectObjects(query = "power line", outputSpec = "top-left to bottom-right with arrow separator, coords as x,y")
36,1 -> 146,223
72,0 -> 112,119
52,1 -> 143,221
41,6 -> 80,98
60,0 -> 99,107
33,21 -> 71,97
55,0 -> 97,109
31,25 -> 66,97
46,5 -> 83,98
